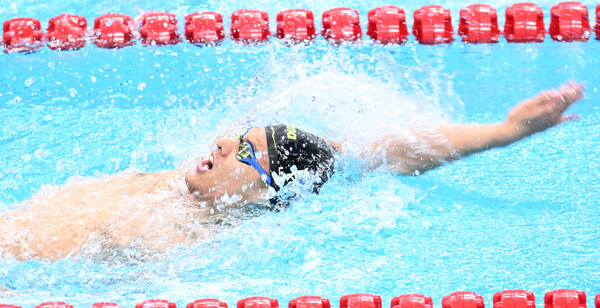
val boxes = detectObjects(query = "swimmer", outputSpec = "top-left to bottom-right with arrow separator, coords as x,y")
0,81 -> 585,261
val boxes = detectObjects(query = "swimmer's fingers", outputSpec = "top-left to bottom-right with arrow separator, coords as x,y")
507,82 -> 585,133
536,89 -> 560,105
549,81 -> 585,113
558,113 -> 580,124
523,90 -> 555,109
536,81 -> 584,103
534,82 -> 584,126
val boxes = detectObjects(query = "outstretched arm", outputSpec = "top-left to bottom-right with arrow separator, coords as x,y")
371,81 -> 585,175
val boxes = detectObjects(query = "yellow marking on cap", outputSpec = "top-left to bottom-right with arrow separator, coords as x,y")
271,125 -> 277,146
286,126 -> 297,140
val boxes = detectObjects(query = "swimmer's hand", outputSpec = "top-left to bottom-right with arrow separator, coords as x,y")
503,81 -> 585,139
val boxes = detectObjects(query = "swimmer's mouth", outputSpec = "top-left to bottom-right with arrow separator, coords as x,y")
197,155 -> 214,173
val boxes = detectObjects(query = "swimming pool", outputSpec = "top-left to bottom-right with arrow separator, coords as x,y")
1,0 -> 600,307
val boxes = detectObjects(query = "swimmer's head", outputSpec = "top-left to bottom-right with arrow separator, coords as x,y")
184,125 -> 336,206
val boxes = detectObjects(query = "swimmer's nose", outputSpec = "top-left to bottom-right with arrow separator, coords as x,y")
215,138 -> 238,158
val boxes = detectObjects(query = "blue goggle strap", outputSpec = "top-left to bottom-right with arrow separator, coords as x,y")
239,128 -> 273,186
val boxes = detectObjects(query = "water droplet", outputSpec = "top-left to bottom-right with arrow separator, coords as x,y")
69,88 -> 77,97
24,77 -> 35,87
137,82 -> 147,91
91,76 -> 97,83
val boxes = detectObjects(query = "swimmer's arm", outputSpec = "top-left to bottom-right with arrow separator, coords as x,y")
375,81 -> 585,175
442,82 -> 584,156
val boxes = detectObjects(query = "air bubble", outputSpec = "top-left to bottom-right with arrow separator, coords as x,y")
69,88 -> 77,97
137,82 -> 147,91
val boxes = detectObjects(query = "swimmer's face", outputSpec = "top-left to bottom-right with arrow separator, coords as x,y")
185,127 -> 270,205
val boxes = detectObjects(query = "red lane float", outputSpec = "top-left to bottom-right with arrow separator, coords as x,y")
595,294 -> 599,308
237,297 -> 279,308
0,305 -> 22,308
93,13 -> 135,48
185,12 -> 225,44
549,2 -> 591,41
493,290 -> 536,308
391,294 -> 433,308
231,9 -> 270,42
91,303 -> 122,308
322,8 -> 362,43
34,302 -> 74,308
138,12 -> 179,45
504,3 -> 545,42
413,5 -> 454,44
458,4 -> 500,43
367,6 -> 409,44
442,292 -> 485,308
136,300 -> 177,308
3,18 -> 44,53
276,9 -> 316,42
289,296 -> 330,308
187,299 -> 228,308
46,14 -> 87,50
544,290 -> 586,308
595,4 -> 600,39
340,294 -> 382,308
7,4 -> 600,50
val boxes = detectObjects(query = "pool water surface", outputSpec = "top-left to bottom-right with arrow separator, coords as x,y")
1,0 -> 600,307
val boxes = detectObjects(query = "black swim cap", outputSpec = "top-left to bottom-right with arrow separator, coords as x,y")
265,125 -> 336,193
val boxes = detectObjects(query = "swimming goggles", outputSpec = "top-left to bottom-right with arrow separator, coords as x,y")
236,128 -> 273,186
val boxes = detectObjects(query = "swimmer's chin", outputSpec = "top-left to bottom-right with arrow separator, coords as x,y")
183,174 -> 232,205
184,174 -> 209,198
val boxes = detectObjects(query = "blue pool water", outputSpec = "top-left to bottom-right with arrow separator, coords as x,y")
1,0 -> 600,307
